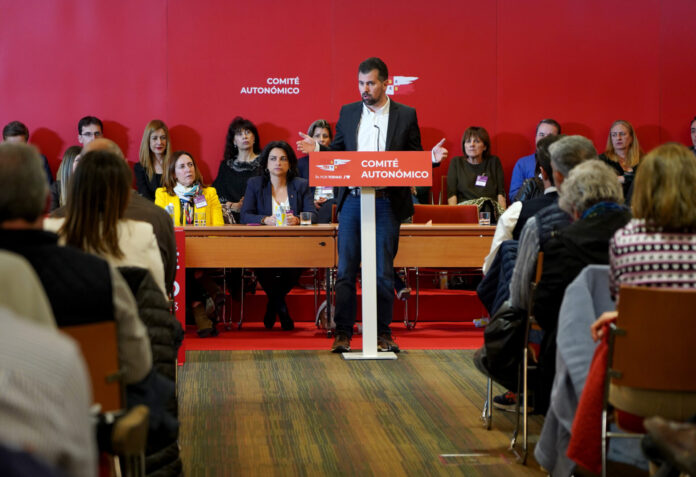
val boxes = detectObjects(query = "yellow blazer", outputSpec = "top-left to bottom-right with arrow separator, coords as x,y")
155,186 -> 224,226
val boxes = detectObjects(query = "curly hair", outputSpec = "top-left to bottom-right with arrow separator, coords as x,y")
223,116 -> 261,163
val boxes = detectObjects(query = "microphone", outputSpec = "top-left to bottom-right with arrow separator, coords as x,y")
374,124 -> 381,152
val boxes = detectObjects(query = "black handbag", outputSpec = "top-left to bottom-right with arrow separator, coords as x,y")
474,300 -> 527,390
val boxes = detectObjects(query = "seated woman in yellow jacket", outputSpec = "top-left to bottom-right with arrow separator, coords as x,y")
155,150 -> 224,226
155,150 -> 224,336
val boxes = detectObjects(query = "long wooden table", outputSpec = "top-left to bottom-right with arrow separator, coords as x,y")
394,224 -> 495,268
184,224 -> 494,269
184,225 -> 337,268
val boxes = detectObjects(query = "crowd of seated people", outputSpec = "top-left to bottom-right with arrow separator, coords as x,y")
2,112 -> 696,475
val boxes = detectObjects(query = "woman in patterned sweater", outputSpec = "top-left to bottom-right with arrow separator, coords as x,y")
592,142 -> 696,421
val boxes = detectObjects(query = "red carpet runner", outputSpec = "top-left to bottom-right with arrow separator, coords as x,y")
183,321 -> 484,352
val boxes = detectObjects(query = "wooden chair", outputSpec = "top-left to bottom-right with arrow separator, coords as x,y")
61,321 -> 149,476
602,285 -> 696,477
61,321 -> 123,413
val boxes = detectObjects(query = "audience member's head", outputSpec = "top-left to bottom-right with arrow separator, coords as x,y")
2,121 -> 30,143
61,150 -> 131,258
632,142 -> 696,231
558,160 -> 623,219
307,119 -> 333,148
57,146 -> 82,207
535,134 -> 565,186
82,137 -> 124,158
461,126 -> 491,160
549,135 -> 598,187
535,118 -> 561,145
223,116 -> 261,163
139,119 -> 171,178
690,116 -> 696,149
163,150 -> 206,194
604,119 -> 642,168
77,116 -> 103,146
0,143 -> 48,227
74,138 -> 125,172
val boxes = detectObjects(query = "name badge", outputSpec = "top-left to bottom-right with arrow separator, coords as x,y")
475,175 -> 488,187
194,195 -> 207,208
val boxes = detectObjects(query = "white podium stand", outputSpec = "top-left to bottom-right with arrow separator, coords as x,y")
308,150 -> 432,360
342,187 -> 398,361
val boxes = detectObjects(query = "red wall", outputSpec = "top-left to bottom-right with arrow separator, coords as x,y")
2,0 -> 695,199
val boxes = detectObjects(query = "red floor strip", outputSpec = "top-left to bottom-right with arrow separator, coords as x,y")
183,321 -> 484,352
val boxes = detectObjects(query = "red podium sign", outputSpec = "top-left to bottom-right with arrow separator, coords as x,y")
174,227 -> 186,364
308,151 -> 432,187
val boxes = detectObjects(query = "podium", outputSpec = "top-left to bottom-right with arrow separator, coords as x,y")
309,151 -> 432,360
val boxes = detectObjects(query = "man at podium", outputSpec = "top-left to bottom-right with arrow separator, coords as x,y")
298,57 -> 447,353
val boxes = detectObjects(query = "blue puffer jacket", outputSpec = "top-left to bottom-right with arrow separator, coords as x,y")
476,240 -> 519,316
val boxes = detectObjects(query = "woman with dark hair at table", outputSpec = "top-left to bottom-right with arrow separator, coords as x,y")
241,141 -> 316,330
135,119 -> 171,201
213,116 -> 262,223
447,126 -> 506,218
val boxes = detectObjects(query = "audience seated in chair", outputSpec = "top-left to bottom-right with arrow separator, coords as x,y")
45,149 -> 167,297
492,135 -> 600,410
482,134 -> 563,275
52,138 -> 177,296
0,142 -> 152,385
532,159 -> 630,414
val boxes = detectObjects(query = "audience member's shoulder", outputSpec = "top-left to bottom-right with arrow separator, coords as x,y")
122,218 -> 156,237
245,175 -> 263,188
292,176 -> 309,188
1,306 -> 81,366
154,187 -> 169,200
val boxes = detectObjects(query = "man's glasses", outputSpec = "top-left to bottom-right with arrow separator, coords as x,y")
80,131 -> 103,138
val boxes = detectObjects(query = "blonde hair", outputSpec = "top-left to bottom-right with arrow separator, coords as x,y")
604,119 -> 643,168
138,119 -> 171,180
632,143 -> 696,231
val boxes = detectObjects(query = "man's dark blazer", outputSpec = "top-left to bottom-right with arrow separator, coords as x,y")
322,100 -> 423,221
240,175 -> 316,224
